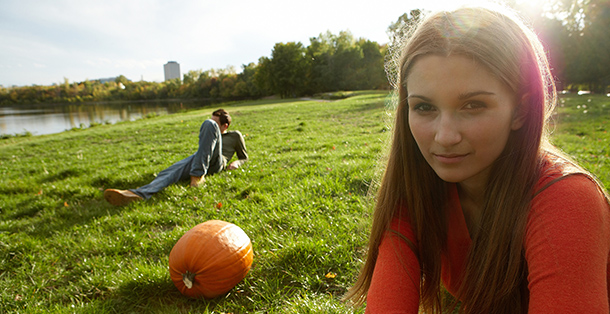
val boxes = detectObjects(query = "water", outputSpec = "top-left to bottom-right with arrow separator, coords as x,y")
0,100 -> 215,136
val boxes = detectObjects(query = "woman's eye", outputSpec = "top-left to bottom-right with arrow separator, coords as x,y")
463,101 -> 486,110
412,103 -> 435,112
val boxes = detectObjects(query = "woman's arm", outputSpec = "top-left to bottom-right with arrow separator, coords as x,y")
525,174 -> 610,313
366,216 -> 421,313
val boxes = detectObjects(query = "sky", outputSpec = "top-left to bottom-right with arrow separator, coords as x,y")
0,0 -> 542,87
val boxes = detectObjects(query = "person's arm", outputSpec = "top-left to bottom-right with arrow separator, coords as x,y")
525,174 -> 610,313
227,131 -> 248,170
366,215 -> 421,313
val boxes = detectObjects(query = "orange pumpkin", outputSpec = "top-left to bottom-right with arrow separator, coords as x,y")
169,220 -> 254,299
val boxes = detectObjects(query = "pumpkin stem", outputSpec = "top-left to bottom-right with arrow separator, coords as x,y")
183,271 -> 196,289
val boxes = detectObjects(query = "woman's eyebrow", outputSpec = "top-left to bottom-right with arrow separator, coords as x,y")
458,91 -> 495,100
408,91 -> 495,101
407,94 -> 432,101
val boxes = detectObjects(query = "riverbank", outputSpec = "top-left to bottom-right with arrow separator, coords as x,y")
0,98 -> 231,138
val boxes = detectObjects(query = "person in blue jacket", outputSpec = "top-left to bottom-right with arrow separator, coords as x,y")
103,108 -> 247,206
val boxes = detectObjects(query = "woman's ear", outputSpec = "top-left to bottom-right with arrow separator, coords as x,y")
511,93 -> 529,130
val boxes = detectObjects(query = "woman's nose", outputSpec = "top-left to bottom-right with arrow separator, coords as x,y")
434,115 -> 462,147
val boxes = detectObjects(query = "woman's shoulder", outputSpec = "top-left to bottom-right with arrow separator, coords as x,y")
390,205 -> 413,233
529,161 -> 609,232
533,173 -> 607,207
525,161 -> 610,312
534,152 -> 606,196
533,153 -> 607,205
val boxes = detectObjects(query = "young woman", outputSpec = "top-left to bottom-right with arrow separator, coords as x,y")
346,5 -> 610,313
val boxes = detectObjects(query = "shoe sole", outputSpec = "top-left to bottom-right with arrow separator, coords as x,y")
104,189 -> 142,206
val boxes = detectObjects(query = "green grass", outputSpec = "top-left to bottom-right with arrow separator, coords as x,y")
1,91 -> 608,313
551,93 -> 610,186
0,91 -> 390,313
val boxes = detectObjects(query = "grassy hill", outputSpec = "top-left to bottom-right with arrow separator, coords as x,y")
0,91 -> 608,313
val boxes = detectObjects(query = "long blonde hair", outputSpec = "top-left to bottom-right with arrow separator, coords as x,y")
346,5 -> 570,313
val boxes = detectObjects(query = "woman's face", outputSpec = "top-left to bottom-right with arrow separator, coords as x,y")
406,55 -> 522,189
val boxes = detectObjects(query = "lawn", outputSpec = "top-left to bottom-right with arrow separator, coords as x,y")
0,91 -> 608,313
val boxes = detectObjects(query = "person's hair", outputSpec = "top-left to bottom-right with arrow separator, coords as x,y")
345,4 -> 608,314
212,108 -> 231,126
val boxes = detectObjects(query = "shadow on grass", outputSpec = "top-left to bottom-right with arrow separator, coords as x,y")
91,173 -> 155,191
39,167 -> 86,183
346,176 -> 373,196
267,242 -> 348,297
345,98 -> 387,114
90,274 -> 246,313
5,198 -> 124,237
8,197 -> 57,220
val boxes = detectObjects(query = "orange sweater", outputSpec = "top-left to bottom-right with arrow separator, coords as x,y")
366,168 -> 610,313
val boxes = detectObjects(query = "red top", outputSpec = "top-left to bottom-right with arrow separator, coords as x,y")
366,166 -> 610,313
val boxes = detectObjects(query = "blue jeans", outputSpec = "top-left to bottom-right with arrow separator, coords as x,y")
130,119 -> 224,200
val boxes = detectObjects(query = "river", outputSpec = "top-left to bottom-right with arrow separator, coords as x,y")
0,100 -> 217,136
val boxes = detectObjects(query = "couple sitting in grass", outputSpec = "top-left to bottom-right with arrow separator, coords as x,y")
104,109 -> 248,206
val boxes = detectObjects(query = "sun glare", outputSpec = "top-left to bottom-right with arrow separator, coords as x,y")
425,0 -> 552,15
515,0 -> 554,15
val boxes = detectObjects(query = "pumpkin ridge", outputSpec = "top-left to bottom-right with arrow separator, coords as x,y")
196,243 -> 253,279
190,224 -> 251,275
184,221 -> 232,272
200,261 -> 252,286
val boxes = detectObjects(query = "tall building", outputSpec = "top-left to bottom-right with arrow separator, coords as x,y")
164,61 -> 181,81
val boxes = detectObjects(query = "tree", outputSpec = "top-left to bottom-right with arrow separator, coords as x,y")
235,63 -> 263,98
545,0 -> 610,91
305,31 -> 387,93
356,39 -> 388,90
535,17 -> 570,90
183,70 -> 203,86
330,31 -> 363,91
253,56 -> 272,96
387,9 -> 424,49
572,0 -> 610,91
219,76 -> 236,99
115,75 -> 130,86
267,42 -> 308,98
306,32 -> 336,93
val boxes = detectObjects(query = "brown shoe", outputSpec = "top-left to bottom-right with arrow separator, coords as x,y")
190,176 -> 205,187
104,189 -> 143,206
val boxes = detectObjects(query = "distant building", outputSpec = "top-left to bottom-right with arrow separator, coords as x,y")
164,61 -> 181,81
98,77 -> 117,84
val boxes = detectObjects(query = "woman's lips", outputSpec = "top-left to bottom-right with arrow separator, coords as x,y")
433,153 -> 468,164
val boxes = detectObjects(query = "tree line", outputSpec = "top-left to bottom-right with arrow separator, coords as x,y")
388,0 -> 610,93
0,31 -> 386,105
519,0 -> 610,92
1,0 -> 608,106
